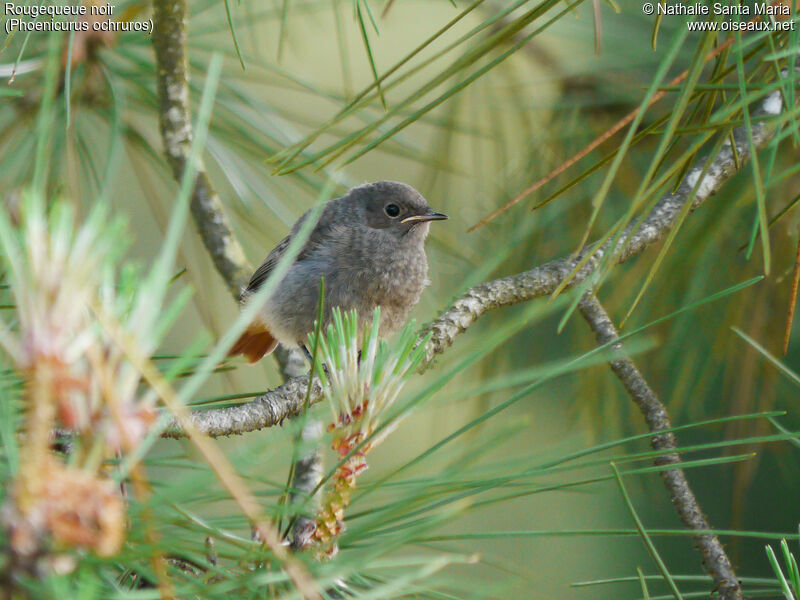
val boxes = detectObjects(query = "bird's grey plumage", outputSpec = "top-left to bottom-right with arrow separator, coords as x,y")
238,181 -> 446,355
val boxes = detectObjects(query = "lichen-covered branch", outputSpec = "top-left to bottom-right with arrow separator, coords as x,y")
424,90 -> 783,363
162,374 -> 322,438
274,349 -> 324,550
151,0 -> 300,385
287,421 -> 323,550
578,294 -> 742,600
151,0 -> 251,296
162,86 -> 784,439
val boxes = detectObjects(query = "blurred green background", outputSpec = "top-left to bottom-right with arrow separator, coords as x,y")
2,0 -> 799,597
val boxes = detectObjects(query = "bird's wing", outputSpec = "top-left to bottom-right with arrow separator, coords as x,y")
243,235 -> 292,295
232,210 -> 337,362
243,210 -> 334,297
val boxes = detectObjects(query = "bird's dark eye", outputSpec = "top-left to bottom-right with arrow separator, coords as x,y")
384,203 -> 401,218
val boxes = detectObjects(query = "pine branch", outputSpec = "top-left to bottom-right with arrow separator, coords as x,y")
578,294 -> 742,600
151,0 -> 251,297
162,85 -> 784,439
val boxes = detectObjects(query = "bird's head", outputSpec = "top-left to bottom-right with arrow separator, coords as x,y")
350,180 -> 447,240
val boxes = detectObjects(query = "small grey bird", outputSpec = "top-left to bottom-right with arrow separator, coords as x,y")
230,181 -> 447,363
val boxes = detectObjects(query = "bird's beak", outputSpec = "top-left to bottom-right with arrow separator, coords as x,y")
401,210 -> 449,224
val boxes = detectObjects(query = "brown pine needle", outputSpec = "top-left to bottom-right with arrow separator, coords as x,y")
467,33 -> 746,233
783,236 -> 800,355
470,0 -> 784,234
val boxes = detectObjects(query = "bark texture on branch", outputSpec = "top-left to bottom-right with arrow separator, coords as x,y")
152,0 -> 251,297
162,374 -> 322,438
425,92 -> 782,363
578,295 -> 742,600
163,86 -> 783,439
275,349 -> 324,550
287,421 -> 323,550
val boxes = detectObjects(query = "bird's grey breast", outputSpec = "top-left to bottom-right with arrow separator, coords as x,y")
330,226 -> 429,334
260,219 -> 429,344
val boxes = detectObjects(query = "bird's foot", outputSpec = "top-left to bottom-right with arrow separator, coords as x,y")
301,343 -> 331,378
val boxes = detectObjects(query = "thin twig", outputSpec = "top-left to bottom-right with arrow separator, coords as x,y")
578,294 -> 742,600
151,0 -> 251,297
162,85 -> 784,439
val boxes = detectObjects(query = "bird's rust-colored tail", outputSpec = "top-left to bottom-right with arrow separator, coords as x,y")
229,323 -> 278,363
